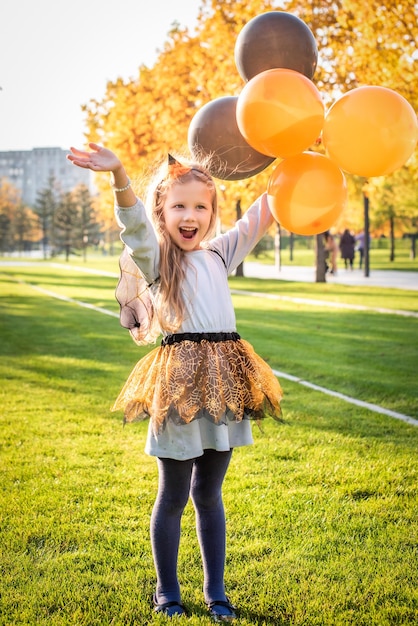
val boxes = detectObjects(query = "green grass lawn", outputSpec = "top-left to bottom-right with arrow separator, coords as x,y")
0,262 -> 417,625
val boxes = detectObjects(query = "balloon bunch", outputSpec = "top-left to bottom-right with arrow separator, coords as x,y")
188,11 -> 418,235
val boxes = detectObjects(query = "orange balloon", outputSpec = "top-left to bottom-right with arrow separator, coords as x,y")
267,152 -> 347,236
322,86 -> 418,177
236,68 -> 324,159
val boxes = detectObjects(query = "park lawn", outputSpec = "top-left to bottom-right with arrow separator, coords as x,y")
0,264 -> 417,625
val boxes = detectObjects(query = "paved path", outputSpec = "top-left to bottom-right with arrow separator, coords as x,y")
243,262 -> 418,291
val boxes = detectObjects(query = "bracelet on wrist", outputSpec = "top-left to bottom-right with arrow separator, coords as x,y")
110,176 -> 131,193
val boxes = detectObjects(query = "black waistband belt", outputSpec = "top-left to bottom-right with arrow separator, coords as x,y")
161,332 -> 241,346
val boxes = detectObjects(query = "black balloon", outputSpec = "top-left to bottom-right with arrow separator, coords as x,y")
235,11 -> 318,82
188,96 -> 274,181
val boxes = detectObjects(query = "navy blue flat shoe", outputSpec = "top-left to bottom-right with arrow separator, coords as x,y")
152,594 -> 187,617
207,599 -> 237,622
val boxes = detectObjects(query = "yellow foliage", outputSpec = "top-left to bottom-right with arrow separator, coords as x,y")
81,0 -> 417,234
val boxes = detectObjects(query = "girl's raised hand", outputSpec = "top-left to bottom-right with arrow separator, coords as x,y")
67,143 -> 122,173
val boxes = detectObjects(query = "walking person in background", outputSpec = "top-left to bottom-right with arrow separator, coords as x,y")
356,231 -> 365,269
323,230 -> 338,275
67,143 -> 282,622
339,228 -> 356,270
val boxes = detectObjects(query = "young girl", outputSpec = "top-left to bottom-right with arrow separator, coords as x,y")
67,143 -> 282,621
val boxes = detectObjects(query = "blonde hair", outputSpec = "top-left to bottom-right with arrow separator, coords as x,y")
145,154 -> 218,333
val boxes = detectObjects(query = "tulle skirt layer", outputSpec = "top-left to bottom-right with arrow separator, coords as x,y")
112,338 -> 282,432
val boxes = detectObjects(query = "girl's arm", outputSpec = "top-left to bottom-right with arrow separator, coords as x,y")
67,143 -> 136,207
115,201 -> 160,283
67,143 -> 159,282
210,192 -> 275,274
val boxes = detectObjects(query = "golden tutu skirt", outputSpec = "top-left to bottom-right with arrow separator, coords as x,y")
112,335 -> 283,432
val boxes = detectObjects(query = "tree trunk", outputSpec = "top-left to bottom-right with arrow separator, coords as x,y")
315,234 -> 327,282
289,232 -> 294,262
389,216 -> 395,262
363,190 -> 370,277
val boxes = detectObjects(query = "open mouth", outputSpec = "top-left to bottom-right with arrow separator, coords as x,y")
179,227 -> 198,240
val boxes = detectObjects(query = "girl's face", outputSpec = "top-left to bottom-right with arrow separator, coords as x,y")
162,179 -> 214,251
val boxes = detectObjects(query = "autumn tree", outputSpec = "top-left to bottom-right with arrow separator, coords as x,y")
370,157 -> 418,260
302,0 -> 418,109
0,178 -> 41,255
81,0 -> 417,271
11,204 -> 40,253
0,178 -> 21,254
82,1 -> 280,228
287,0 -> 418,255
0,213 -> 10,254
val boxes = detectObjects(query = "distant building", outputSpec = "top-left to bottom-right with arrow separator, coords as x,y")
0,147 -> 92,206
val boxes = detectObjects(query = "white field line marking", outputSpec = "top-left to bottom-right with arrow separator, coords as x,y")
17,279 -> 119,319
273,369 -> 418,427
49,262 -> 119,278
11,275 -> 417,428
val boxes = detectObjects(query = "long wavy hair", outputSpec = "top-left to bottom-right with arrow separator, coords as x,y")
145,154 -> 218,333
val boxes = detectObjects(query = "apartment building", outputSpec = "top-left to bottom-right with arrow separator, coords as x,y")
0,147 -> 92,206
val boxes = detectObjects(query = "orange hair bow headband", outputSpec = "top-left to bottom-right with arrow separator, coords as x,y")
167,154 -> 212,181
167,153 -> 191,177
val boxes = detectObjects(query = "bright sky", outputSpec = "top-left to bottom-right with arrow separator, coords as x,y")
0,0 -> 201,152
